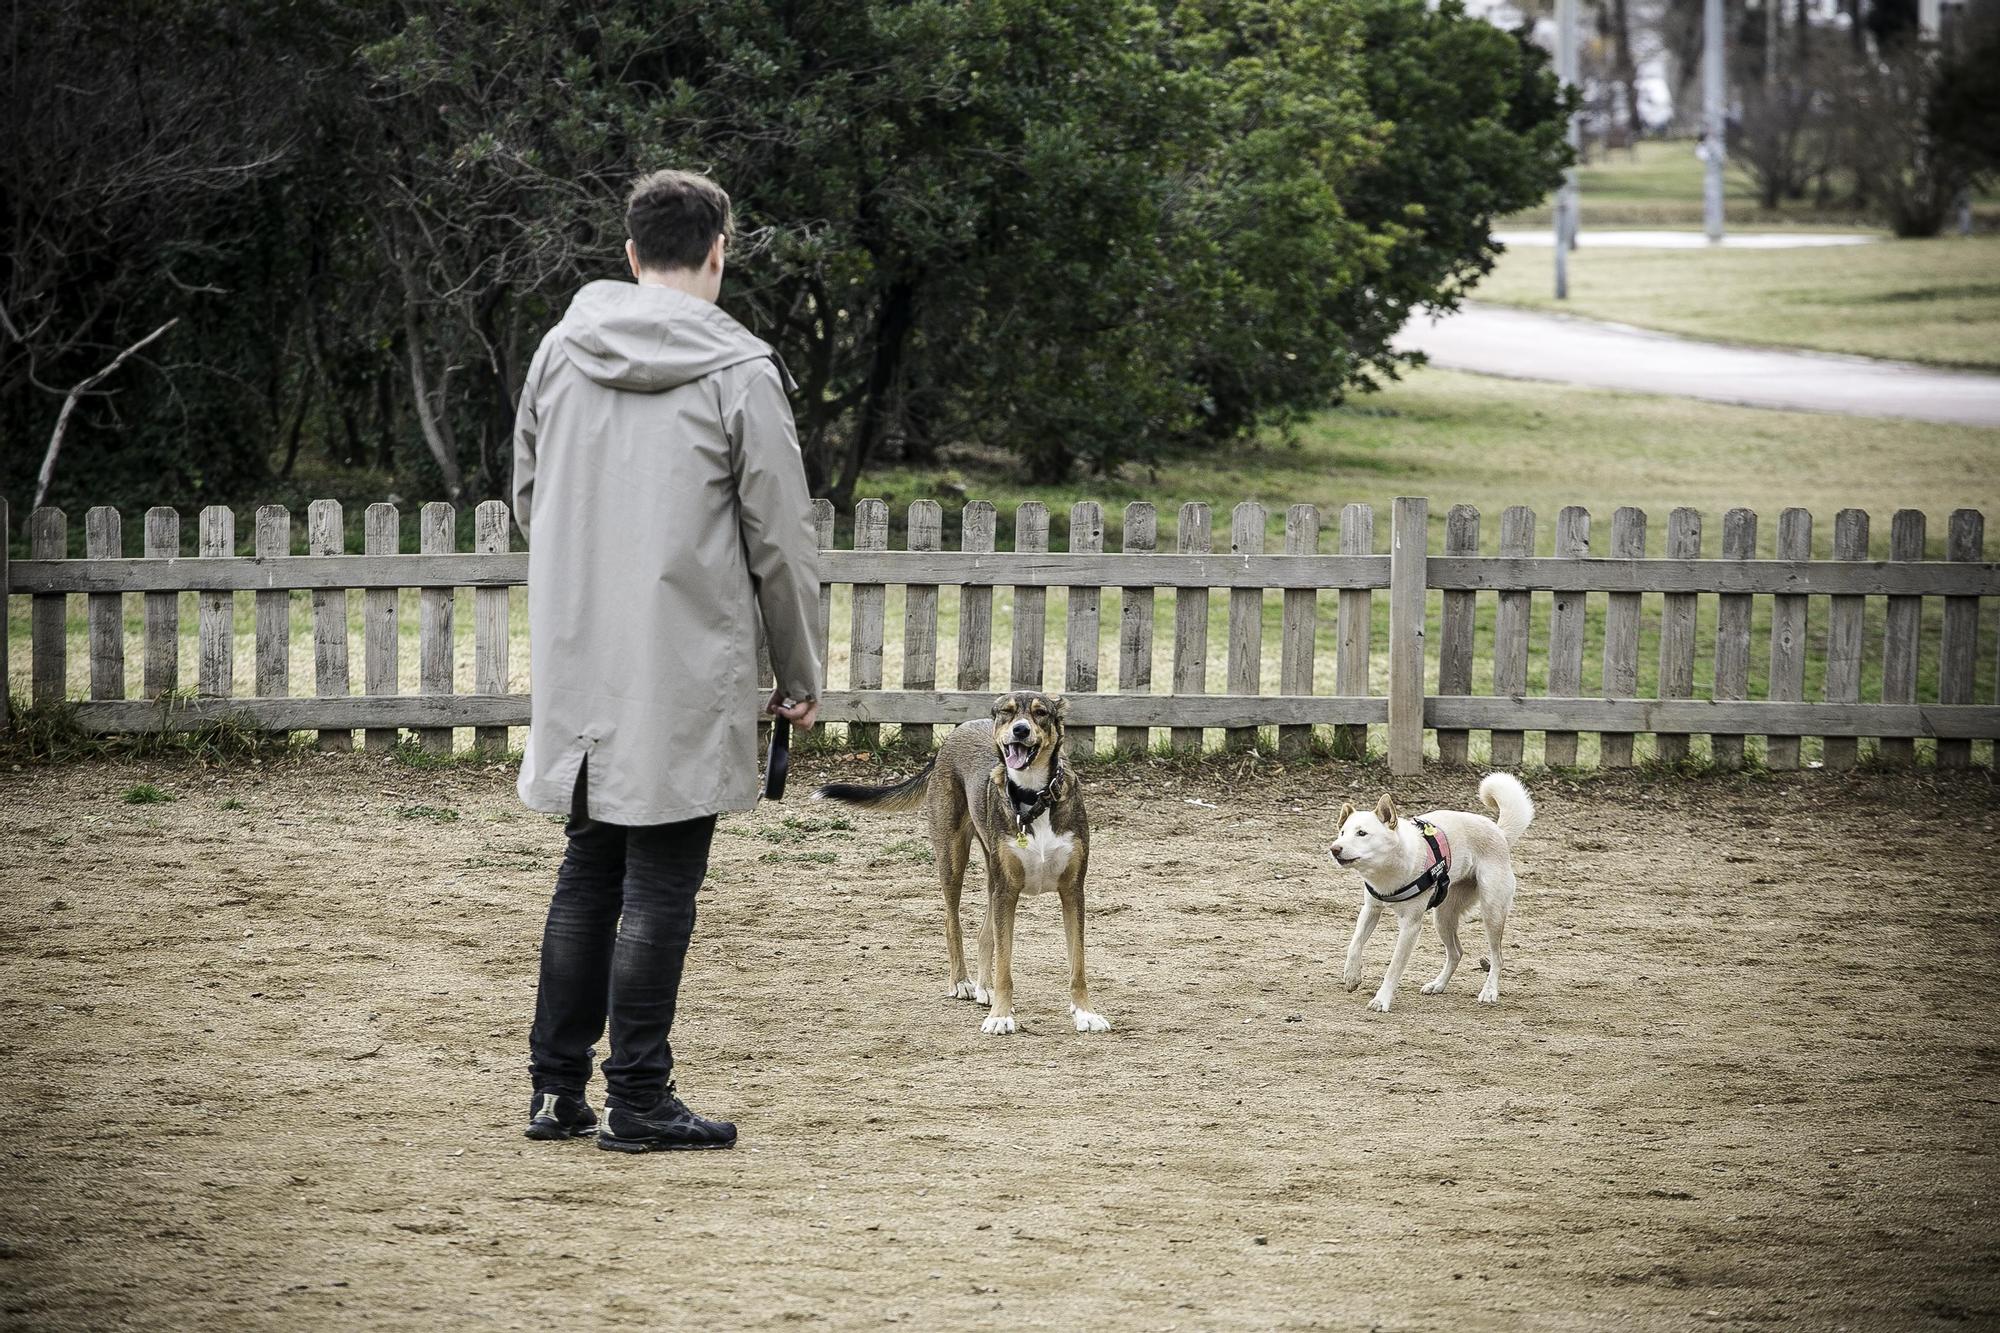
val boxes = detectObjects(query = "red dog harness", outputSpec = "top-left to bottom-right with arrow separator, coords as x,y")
1364,820 -> 1453,910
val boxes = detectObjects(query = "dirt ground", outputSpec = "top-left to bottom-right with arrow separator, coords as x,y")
1,748 -> 1996,1332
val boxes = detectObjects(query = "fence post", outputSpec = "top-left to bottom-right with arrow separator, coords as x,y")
1654,508 -> 1701,766
30,507 -> 68,706
903,499 -> 943,755
363,503 -> 400,752
1822,509 -> 1869,770
1334,503 -> 1374,760
1387,496 -> 1428,776
474,499 -> 512,759
1765,507 -> 1812,771
1065,501 -> 1103,760
1226,501 -> 1266,752
310,500 -> 351,751
417,501 -> 455,755
1011,502 -> 1048,691
1489,506 -> 1535,769
1711,508 -> 1756,770
1171,502 -> 1211,754
1116,502 -> 1156,754
87,506 -> 126,703
957,501 -> 996,700
143,508 -> 179,701
1599,507 -> 1645,768
848,498 -> 888,750
812,498 -> 836,704
1278,503 -> 1320,761
1937,509 -> 1984,769
197,506 -> 234,700
1879,510 -> 1925,768
1543,506 -> 1590,768
1435,504 -> 1479,766
253,506 -> 291,729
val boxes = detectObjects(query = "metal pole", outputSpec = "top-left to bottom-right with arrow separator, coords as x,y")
1703,0 -> 1726,243
1556,0 -> 1580,297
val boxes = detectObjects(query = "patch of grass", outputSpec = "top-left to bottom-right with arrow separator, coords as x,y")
782,812 -> 853,834
220,797 -> 245,811
759,849 -> 839,865
0,698 -> 289,766
877,837 -> 937,867
1476,234 -> 2000,370
394,804 -> 460,823
122,782 -> 174,804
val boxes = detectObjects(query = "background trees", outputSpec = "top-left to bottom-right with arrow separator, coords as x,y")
4,0 -> 1569,513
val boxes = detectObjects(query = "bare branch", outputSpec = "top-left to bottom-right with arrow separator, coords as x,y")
32,317 -> 180,509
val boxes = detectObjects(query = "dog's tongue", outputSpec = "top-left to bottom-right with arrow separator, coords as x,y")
1003,743 -> 1031,771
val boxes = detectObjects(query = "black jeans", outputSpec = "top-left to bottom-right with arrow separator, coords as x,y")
528,767 -> 718,1109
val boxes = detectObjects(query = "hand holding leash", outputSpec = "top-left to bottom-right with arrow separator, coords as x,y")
763,691 -> 818,801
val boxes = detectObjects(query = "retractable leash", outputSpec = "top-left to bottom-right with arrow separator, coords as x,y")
764,712 -> 791,800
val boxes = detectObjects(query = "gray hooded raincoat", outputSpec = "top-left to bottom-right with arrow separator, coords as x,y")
512,279 -> 823,824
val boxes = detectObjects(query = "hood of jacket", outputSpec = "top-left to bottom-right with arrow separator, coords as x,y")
556,279 -> 779,393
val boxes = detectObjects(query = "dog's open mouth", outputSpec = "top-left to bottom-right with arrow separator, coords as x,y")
1000,740 -> 1039,771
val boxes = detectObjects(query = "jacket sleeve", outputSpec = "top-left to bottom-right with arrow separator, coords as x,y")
726,357 -> 824,702
511,341 -> 547,544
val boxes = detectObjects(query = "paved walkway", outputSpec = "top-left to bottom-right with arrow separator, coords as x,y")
1491,228 -> 1877,249
1393,303 -> 2000,428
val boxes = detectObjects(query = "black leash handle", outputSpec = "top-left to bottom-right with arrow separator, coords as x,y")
764,713 -> 791,800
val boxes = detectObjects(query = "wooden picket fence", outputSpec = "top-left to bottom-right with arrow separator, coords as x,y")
6,496 -> 1998,774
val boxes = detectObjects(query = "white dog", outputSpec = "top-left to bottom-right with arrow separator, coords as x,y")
1329,773 -> 1534,1011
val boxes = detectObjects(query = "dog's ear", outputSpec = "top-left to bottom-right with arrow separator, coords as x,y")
1048,693 -> 1068,723
1337,800 -> 1355,829
1374,793 -> 1398,827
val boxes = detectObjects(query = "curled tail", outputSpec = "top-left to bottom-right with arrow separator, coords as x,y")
1479,772 -> 1534,846
813,757 -> 936,814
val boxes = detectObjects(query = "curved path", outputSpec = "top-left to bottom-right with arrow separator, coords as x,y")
1393,302 -> 2000,428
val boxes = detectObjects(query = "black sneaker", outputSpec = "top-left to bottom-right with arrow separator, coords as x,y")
598,1085 -> 737,1153
524,1090 -> 599,1141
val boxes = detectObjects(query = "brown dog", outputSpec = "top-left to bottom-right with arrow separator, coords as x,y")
814,692 -> 1108,1035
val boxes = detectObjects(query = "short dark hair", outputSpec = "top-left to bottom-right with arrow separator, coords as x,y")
626,169 -> 733,272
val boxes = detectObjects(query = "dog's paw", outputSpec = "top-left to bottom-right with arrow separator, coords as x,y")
980,1013 -> 1018,1035
1420,977 -> 1448,995
973,984 -> 992,1005
1476,987 -> 1499,1005
1367,993 -> 1393,1013
1341,969 -> 1363,992
947,980 -> 980,1001
1071,1008 -> 1112,1033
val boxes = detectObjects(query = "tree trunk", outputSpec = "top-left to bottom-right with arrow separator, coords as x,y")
402,301 -> 465,501
830,276 -> 917,510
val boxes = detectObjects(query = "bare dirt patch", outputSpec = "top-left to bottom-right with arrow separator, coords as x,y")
1,751 -> 1996,1331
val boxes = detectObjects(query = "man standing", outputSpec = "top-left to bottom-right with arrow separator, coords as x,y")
512,169 -> 822,1152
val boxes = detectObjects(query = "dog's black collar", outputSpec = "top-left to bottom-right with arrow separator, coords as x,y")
1003,749 -> 1064,836
1365,820 -> 1452,909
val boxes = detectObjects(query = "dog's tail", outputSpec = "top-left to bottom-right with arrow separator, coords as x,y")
812,757 -> 936,814
1479,772 -> 1534,846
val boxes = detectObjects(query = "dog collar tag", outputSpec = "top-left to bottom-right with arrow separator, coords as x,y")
1015,828 -> 1029,848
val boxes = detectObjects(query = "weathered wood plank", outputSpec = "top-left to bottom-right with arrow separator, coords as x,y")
30,508 -> 68,705
1423,557 -> 1998,596
1278,504 -> 1321,760
1065,501 -> 1103,759
848,498 -> 889,750
1116,502 -> 1157,755
1171,502 -> 1212,753
363,503 -> 400,752
252,506 -> 289,705
1654,508 -> 1702,766
1011,502 -> 1049,691
957,501 -> 996,697
309,500 -> 351,751
0,500 -> 8,727
197,506 -> 234,700
86,506 -> 126,701
1334,503 -> 1375,760
1435,504 -> 1480,766
1822,509 -> 1869,770
1598,507 -> 1645,768
1543,506 -> 1590,767
1489,506 -> 1535,768
1937,508 -> 1984,769
1226,501 -> 1266,752
1712,509 -> 1757,770
1427,697 -> 2000,739
143,508 -> 179,699
1765,508 -> 1812,770
417,501 -> 455,756
1879,509 -> 1925,767
1387,497 -> 1429,776
901,499 -> 942,755
474,499 -> 511,758
812,498 -> 835,700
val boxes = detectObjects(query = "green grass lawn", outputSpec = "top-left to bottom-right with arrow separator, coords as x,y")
1475,233 -> 2000,370
13,367 -> 1994,768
